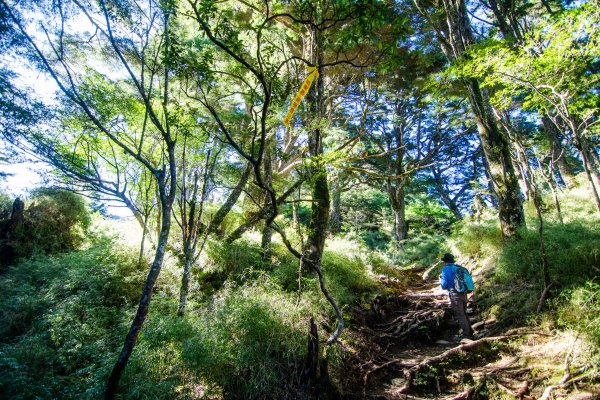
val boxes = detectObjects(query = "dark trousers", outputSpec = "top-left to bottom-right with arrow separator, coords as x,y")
449,291 -> 473,336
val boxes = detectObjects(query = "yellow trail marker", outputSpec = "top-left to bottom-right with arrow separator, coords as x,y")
282,66 -> 319,127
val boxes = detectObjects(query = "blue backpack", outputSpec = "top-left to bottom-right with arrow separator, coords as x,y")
452,265 -> 474,293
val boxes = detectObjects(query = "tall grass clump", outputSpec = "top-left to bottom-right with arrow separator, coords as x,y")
320,238 -> 378,306
181,281 -> 310,399
556,281 -> 600,354
495,221 -> 600,287
451,218 -> 503,259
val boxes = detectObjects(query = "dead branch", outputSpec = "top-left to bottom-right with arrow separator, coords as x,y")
472,318 -> 496,331
493,378 -> 518,397
536,283 -> 553,313
515,380 -> 529,398
539,369 -> 598,400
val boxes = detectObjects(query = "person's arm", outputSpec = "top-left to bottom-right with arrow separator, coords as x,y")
440,265 -> 453,290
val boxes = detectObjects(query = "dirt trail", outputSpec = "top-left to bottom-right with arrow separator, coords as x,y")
335,268 -> 597,400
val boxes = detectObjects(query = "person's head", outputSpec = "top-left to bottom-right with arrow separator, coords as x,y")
440,253 -> 455,264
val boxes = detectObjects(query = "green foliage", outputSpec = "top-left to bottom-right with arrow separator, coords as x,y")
2,189 -> 92,262
2,227 -> 354,399
207,235 -> 377,309
495,221 -> 600,287
389,233 -> 447,267
406,194 -> 457,235
0,235 -> 143,399
180,282 -> 308,399
205,237 -> 263,278
0,191 -> 11,219
281,202 -> 311,226
453,3 -> 600,129
556,281 -> 600,351
341,188 -> 391,249
25,188 -> 91,253
342,188 -> 390,228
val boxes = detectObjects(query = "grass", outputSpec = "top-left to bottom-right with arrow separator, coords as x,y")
447,184 -> 600,360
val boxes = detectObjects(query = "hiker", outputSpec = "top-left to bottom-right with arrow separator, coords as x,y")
440,253 -> 474,340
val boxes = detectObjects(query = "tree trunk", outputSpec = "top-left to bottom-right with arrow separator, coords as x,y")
532,183 -> 551,311
329,171 -> 342,234
105,198 -> 173,398
580,134 -> 600,190
138,215 -> 150,268
463,78 -> 525,239
177,253 -> 193,317
210,163 -> 253,235
261,144 -> 274,265
300,317 -> 319,392
415,0 -> 525,239
306,128 -> 330,268
389,183 -> 408,243
261,224 -> 273,265
9,197 -> 24,230
542,114 -> 575,188
480,146 -> 498,208
573,127 -> 600,212
305,27 -> 330,272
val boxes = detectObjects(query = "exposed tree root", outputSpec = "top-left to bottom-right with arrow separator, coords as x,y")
377,309 -> 446,339
444,375 -> 487,400
398,334 -> 524,393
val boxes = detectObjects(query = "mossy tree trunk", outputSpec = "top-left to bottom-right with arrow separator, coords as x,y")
414,0 -> 525,239
304,24 -> 329,273
388,179 -> 409,243
329,171 -> 342,234
261,142 -> 274,265
462,78 -> 525,239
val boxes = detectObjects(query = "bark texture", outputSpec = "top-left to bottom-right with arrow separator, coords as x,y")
414,0 -> 525,239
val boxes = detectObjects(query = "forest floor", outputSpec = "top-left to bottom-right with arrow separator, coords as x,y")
335,267 -> 599,400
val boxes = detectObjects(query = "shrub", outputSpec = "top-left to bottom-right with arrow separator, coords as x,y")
388,233 -> 447,267
1,188 -> 91,264
0,191 -> 11,220
0,235 -> 143,399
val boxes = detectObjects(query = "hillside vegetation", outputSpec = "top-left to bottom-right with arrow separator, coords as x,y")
0,0 -> 599,398
0,183 -> 598,399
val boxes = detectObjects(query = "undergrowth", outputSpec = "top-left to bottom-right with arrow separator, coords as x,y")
449,186 -> 600,358
0,221 -> 381,398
